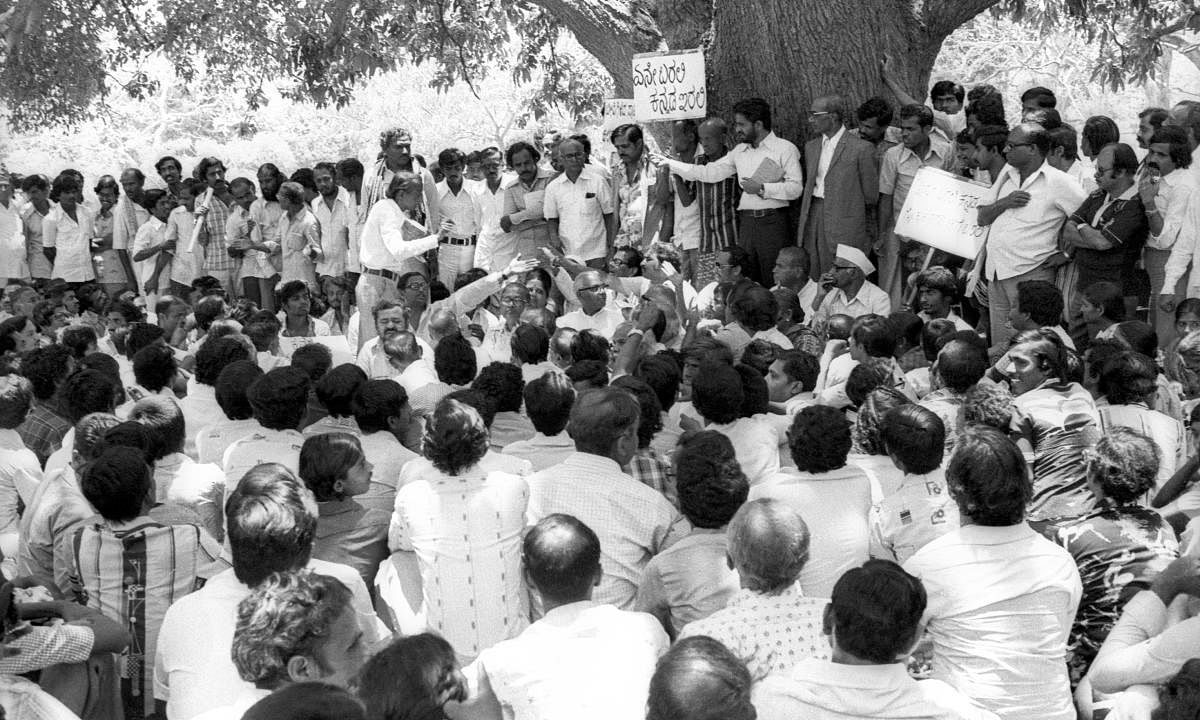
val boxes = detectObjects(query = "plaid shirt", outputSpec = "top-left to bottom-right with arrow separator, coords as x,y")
0,623 -> 93,675
630,447 -> 677,508
694,151 -> 741,253
17,400 -> 71,467
200,195 -> 234,273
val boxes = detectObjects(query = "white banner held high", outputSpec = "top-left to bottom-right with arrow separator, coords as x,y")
602,99 -> 637,133
632,49 -> 707,122
893,167 -> 991,259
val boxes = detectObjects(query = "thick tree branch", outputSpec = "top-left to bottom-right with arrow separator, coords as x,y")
524,0 -> 664,95
922,0 -> 1003,41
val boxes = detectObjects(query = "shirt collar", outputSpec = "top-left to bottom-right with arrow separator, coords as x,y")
956,521 -> 1038,544
822,127 -> 844,147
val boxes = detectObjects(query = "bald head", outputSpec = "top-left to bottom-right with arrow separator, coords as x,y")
813,95 -> 845,121
521,308 -> 556,336
427,306 -> 458,342
383,332 -> 421,368
522,514 -> 602,603
727,499 -> 810,593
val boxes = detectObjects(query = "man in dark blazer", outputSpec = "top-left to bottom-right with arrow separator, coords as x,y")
797,95 -> 880,277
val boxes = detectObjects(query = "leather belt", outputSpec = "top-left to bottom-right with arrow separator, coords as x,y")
440,235 -> 478,247
739,208 -> 783,218
362,267 -> 401,281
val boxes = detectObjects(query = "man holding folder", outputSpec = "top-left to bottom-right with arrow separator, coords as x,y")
653,98 -> 802,286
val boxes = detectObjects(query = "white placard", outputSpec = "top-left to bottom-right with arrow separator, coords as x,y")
602,99 -> 637,133
893,167 -> 991,259
277,334 -> 355,365
632,49 -> 707,122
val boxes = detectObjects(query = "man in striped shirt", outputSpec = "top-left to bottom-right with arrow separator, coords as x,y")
693,118 -> 741,289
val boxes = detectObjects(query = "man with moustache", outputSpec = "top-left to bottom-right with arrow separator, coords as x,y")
112,168 -> 148,294
1149,127 -> 1200,342
473,147 -> 514,272
434,148 -> 483,288
336,157 -> 366,292
155,156 -> 184,200
654,98 -> 803,286
363,127 -> 440,233
192,156 -> 237,295
311,162 -> 353,327
611,124 -> 669,250
665,120 -> 701,284
501,142 -> 553,262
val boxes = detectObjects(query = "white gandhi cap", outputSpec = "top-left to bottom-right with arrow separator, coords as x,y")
834,244 -> 874,275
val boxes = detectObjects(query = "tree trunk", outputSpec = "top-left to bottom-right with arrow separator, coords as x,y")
704,0 -> 1000,145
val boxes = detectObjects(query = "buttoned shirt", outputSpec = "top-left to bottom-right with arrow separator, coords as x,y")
165,206 -> 201,286
707,415 -> 781,487
395,360 -> 439,397
0,428 -> 39,536
178,381 -> 225,460
750,466 -> 873,599
611,153 -> 659,247
391,462 -> 531,658
543,171 -> 614,262
42,204 -> 96,282
310,189 -> 353,277
1157,170 -> 1200,291
526,452 -> 689,609
556,306 -> 625,339
471,600 -> 668,720
358,199 -> 440,272
436,180 -> 483,238
753,658 -> 1000,720
357,431 -> 418,513
668,132 -> 802,210
501,432 -> 576,472
195,418 -> 259,467
315,498 -> 391,594
0,199 -> 29,280
17,465 -> 92,582
278,208 -> 321,286
21,202 -> 53,279
17,400 -> 71,467
113,194 -> 150,254
355,334 -> 435,380
634,530 -> 738,636
679,583 -> 829,682
869,468 -> 960,564
154,453 -> 226,541
879,138 -> 955,210
197,195 -> 234,273
221,427 -> 305,500
812,280 -> 892,325
132,216 -> 168,291
814,126 -> 847,198
903,523 -> 1083,720
983,162 -> 1088,280
503,171 -> 553,251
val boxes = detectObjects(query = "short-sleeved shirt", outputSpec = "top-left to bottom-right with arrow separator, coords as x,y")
543,171 -> 614,262
1010,381 -> 1101,523
879,138 -> 955,211
43,204 -> 96,282
634,531 -> 738,636
984,162 -> 1087,281
869,469 -> 960,564
1069,186 -> 1149,291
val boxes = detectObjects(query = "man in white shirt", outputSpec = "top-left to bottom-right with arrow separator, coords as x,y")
1046,125 -> 1099,194
350,379 -> 419,514
556,270 -> 624,339
753,559 -> 998,720
0,376 -> 40,554
455,513 -> 669,720
526,388 -> 688,609
691,362 -> 780,487
811,244 -> 891,328
356,300 -> 432,380
222,368 -> 309,499
502,372 -> 576,471
1149,126 -> 1200,345
976,123 -> 1087,350
770,246 -> 819,323
656,98 -> 803,286
435,149 -> 484,288
472,148 -> 514,272
1167,100 -> 1200,186
0,171 -> 30,286
544,139 -> 615,267
155,464 -> 384,720
196,361 -> 264,466
311,163 -> 353,325
904,426 -> 1082,720
181,337 -> 253,460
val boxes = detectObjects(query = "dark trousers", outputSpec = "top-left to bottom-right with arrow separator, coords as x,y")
738,209 -> 790,286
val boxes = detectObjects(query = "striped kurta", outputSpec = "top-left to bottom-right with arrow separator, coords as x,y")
61,516 -> 227,719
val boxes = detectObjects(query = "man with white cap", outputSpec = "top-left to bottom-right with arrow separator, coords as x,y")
810,243 -> 891,328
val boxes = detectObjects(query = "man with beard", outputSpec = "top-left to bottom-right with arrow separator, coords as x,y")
311,162 -> 352,329
155,156 -> 183,200
473,147 -> 513,273
654,98 -> 803,287
501,141 -> 554,261
362,127 -> 439,232
797,95 -> 879,279
1137,107 -> 1170,151
544,139 -> 616,268
245,163 -> 286,311
193,156 -> 237,295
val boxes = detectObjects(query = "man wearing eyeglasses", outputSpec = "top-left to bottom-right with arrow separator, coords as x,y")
977,123 -> 1087,351
558,269 -> 625,339
797,95 -> 880,279
544,139 -> 616,268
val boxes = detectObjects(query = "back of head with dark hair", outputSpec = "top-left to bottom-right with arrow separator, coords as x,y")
356,634 -> 464,720
434,332 -> 477,386
422,398 -> 490,475
290,343 -> 334,383
789,405 -> 851,472
524,372 -> 575,436
571,330 -> 610,364
935,338 -> 988,392
635,354 -> 681,412
60,325 -> 97,359
881,405 -> 945,474
1099,350 -> 1157,406
1017,280 -> 1065,327
852,315 -> 897,358
566,387 -> 639,458
225,464 -> 317,586
511,324 -> 549,365
215,361 -> 264,421
80,446 -> 154,522
611,376 -> 663,449
242,681 -> 365,720
298,433 -> 366,502
128,394 -> 186,461
646,636 -> 755,720
674,430 -> 748,529
691,362 -> 743,425
735,363 -> 768,417
921,318 -> 958,362
314,364 -> 367,418
133,344 -> 177,392
351,379 -> 407,435
195,336 -> 254,386
946,425 -> 1032,525
522,514 -> 602,603
248,368 -> 310,430
472,362 -> 525,414
19,344 -> 73,400
830,560 -> 927,663
62,368 -> 118,423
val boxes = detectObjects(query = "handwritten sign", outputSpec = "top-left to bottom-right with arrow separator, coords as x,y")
277,334 -> 355,365
632,49 -> 706,122
602,99 -> 637,133
893,167 -> 991,259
